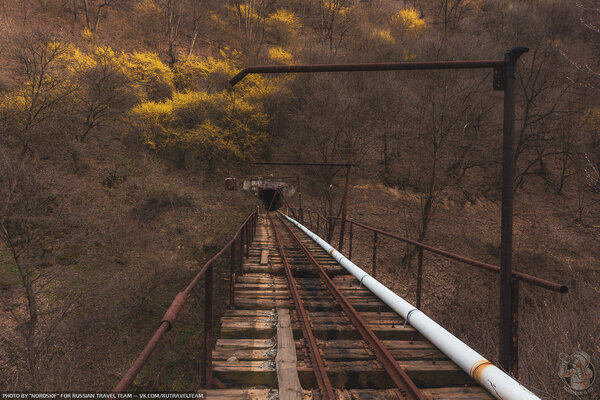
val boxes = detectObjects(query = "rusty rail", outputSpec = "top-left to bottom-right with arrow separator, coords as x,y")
269,216 -> 336,399
276,215 -> 427,400
113,208 -> 259,393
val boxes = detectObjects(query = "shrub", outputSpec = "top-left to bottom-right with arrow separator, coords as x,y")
392,8 -> 426,31
120,51 -> 174,101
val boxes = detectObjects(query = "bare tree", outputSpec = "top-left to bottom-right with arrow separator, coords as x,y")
71,49 -> 137,142
317,0 -> 354,58
401,72 -> 488,267
514,44 -> 574,190
286,74 -> 375,215
233,0 -> 276,59
3,33 -> 73,159
432,0 -> 473,32
82,0 -> 114,32
187,0 -> 203,56
0,149 -> 76,389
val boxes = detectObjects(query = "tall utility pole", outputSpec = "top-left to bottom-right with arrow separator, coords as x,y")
499,46 -> 529,375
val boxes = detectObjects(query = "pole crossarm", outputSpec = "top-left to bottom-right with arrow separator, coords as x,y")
230,60 -> 507,87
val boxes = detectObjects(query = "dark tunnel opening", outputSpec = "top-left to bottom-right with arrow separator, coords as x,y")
260,188 -> 283,211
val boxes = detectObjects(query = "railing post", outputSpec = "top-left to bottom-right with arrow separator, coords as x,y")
338,156 -> 352,253
349,222 -> 353,261
511,278 -> 519,378
316,215 -> 320,236
416,247 -> 423,309
298,174 -> 303,224
372,231 -> 378,278
339,215 -> 346,251
203,264 -> 213,388
238,227 -> 244,275
327,216 -> 333,243
228,242 -> 236,310
245,222 -> 250,259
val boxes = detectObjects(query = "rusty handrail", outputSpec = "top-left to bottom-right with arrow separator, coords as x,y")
328,216 -> 567,293
113,208 -> 258,393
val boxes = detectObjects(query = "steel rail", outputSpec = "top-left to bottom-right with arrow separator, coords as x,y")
230,60 -> 506,86
276,215 -> 427,400
114,209 -> 258,393
268,216 -> 336,399
330,216 -> 567,293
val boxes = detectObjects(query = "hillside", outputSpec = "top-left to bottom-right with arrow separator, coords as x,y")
0,0 -> 598,398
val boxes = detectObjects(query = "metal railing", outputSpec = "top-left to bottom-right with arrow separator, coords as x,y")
113,208 -> 259,392
299,207 -> 567,378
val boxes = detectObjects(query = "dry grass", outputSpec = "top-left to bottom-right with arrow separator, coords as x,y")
0,128 -> 258,390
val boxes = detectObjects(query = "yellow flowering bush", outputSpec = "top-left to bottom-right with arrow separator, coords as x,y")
268,47 -> 293,64
370,29 -> 395,43
392,8 -> 426,31
267,9 -> 301,45
120,51 -> 174,100
130,89 -> 268,164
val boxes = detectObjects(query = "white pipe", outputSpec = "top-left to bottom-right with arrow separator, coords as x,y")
281,213 -> 540,400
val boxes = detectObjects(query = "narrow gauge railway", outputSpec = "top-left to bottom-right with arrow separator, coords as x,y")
204,213 -> 493,399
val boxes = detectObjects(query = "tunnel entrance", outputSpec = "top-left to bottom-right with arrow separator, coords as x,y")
260,188 -> 282,210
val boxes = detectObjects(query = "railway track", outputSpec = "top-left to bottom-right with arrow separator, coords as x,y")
203,213 -> 493,399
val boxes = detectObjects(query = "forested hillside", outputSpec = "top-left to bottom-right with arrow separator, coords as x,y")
0,0 -> 598,398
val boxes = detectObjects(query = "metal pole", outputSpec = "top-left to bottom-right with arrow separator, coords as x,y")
372,231 -> 378,278
238,227 -> 244,275
349,222 -> 353,261
245,222 -> 250,259
339,156 -> 352,251
203,264 -> 213,388
229,242 -> 236,309
511,278 -> 519,379
327,216 -> 333,243
316,214 -> 320,236
416,247 -> 423,309
499,46 -> 528,373
298,174 -> 303,224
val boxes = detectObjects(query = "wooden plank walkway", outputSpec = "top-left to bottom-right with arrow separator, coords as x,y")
203,214 -> 493,399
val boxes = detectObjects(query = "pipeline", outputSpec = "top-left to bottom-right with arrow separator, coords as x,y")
280,212 -> 541,400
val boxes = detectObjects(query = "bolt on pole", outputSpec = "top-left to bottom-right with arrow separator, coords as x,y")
499,46 -> 529,375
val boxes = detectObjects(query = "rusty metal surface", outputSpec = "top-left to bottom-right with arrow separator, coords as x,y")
230,60 -> 507,86
254,161 -> 357,167
277,215 -> 427,400
204,264 -> 214,388
416,248 -> 423,309
338,156 -> 352,252
161,292 -> 187,330
113,209 -> 258,393
269,216 -> 336,399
